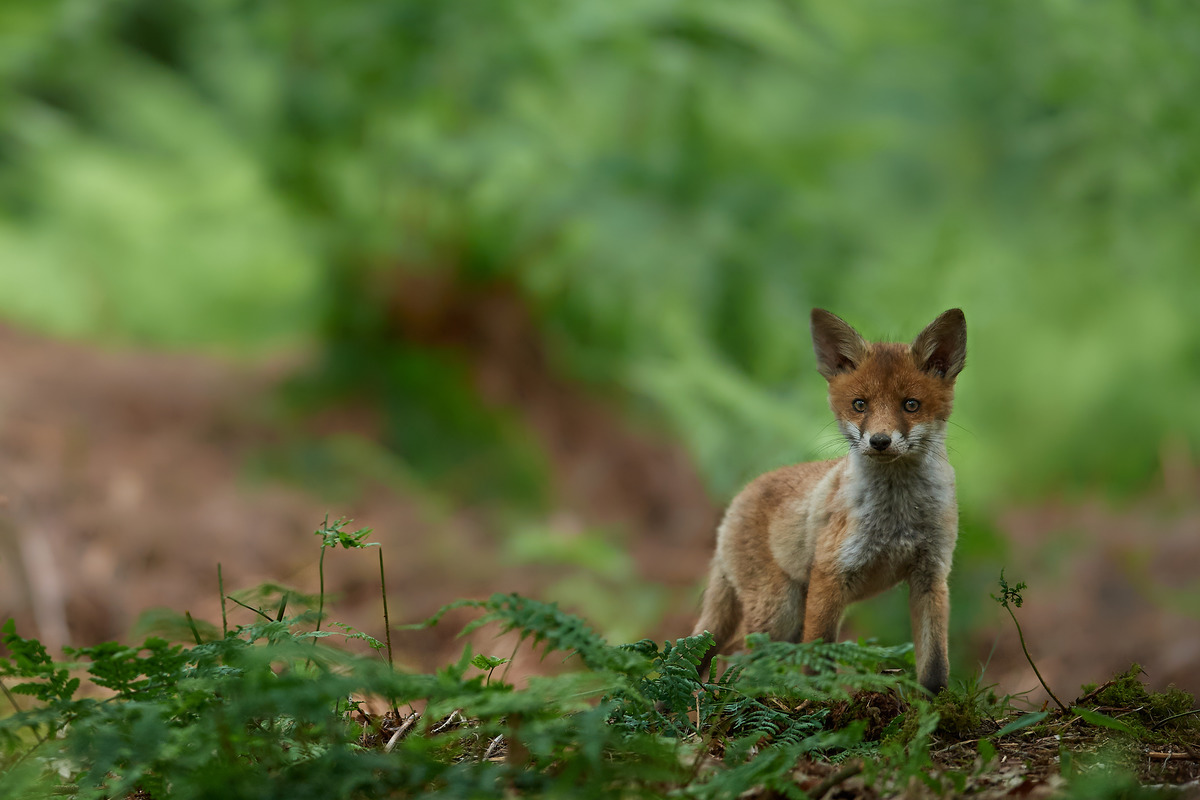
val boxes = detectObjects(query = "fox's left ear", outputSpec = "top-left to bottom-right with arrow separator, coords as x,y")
911,308 -> 966,379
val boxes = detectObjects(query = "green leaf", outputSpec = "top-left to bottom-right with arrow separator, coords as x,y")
0,620 -> 81,704
471,654 -> 510,671
992,711 -> 1049,738
1072,706 -> 1137,735
991,569 -> 1027,609
314,515 -> 376,550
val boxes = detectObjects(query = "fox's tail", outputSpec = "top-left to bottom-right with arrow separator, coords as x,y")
692,562 -> 740,680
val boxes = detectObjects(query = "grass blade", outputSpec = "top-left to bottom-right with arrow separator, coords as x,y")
993,711 -> 1049,738
1073,706 -> 1136,735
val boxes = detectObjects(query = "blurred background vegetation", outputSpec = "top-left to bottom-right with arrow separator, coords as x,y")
1,1 -> 1198,669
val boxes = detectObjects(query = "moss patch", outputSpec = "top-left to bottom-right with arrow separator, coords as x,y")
1077,664 -> 1198,745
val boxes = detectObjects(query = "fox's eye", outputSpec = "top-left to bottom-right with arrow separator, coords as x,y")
903,398 -> 920,412
852,399 -> 867,412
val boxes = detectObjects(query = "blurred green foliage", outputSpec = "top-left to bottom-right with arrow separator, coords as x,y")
1,0 -> 1198,510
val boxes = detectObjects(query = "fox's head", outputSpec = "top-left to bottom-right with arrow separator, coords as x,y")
810,308 -> 966,463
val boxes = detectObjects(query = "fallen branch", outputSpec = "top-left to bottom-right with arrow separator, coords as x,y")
384,712 -> 421,753
1153,708 -> 1200,730
812,762 -> 863,799
1074,679 -> 1115,706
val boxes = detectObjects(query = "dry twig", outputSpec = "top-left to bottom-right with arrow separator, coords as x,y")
811,762 -> 863,799
384,712 -> 421,753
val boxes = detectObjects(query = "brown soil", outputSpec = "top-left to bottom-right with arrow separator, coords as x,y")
0,318 -> 716,682
984,495 -> 1200,705
358,687 -> 1200,799
0,302 -> 1198,707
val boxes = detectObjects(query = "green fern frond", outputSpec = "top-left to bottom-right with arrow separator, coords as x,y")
427,593 -> 644,674
608,634 -> 714,737
730,636 -> 918,700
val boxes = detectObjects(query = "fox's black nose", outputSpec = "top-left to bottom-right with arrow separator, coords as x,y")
869,433 -> 892,451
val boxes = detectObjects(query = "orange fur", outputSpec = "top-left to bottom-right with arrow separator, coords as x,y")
693,309 -> 966,694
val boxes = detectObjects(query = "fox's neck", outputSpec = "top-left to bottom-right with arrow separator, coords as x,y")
844,439 -> 954,521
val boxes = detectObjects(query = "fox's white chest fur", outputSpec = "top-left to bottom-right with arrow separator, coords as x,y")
837,446 -> 957,578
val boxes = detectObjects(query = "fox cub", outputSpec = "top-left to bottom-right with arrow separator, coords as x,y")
693,308 -> 966,694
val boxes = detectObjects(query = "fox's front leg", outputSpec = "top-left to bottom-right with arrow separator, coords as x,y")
908,572 -> 950,694
802,568 -> 846,646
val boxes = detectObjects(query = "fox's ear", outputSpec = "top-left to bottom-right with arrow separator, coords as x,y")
911,308 -> 966,379
811,309 -> 869,379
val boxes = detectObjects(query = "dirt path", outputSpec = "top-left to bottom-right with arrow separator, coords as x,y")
984,496 -> 1200,704
0,324 -> 715,681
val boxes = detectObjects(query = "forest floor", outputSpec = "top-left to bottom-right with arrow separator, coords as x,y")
0,322 -> 1198,796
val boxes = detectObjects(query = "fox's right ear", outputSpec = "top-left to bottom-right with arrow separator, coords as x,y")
911,308 -> 967,380
811,309 -> 869,379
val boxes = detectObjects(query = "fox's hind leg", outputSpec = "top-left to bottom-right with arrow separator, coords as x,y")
693,563 -> 742,679
742,579 -> 807,645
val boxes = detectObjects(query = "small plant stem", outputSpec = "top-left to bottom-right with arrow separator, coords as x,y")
316,545 -> 326,636
2,679 -> 23,717
185,611 -> 203,645
226,595 -> 273,621
505,713 -> 530,767
1,680 -> 45,748
1003,604 -> 1067,712
377,548 -> 393,669
377,547 -> 398,716
218,563 -> 228,637
499,636 -> 523,685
